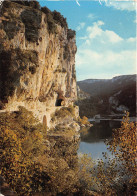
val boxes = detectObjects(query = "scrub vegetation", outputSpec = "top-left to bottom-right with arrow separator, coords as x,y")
0,107 -> 47,195
0,109 -> 136,195
78,112 -> 137,195
41,6 -> 68,34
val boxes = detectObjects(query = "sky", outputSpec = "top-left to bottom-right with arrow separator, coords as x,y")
39,0 -> 136,81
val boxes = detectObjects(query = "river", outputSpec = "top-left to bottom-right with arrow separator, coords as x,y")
78,119 -> 121,160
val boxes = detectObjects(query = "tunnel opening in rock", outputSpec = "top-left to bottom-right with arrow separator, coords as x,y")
56,99 -> 63,106
56,90 -> 65,106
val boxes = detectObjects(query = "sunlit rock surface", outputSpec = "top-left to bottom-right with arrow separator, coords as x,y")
0,1 -> 77,126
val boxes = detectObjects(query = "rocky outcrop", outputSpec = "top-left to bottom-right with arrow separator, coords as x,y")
0,1 -> 77,125
109,95 -> 129,113
77,85 -> 90,100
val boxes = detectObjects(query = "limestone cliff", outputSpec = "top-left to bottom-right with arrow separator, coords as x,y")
0,1 -> 77,125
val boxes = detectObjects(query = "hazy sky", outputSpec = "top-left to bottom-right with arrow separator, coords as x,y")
39,0 -> 136,81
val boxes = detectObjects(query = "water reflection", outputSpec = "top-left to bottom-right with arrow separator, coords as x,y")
78,120 -> 121,160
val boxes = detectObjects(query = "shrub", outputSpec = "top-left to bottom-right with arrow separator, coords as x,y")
54,107 -> 71,118
11,0 -> 41,10
51,106 -> 76,121
67,29 -> 76,40
41,7 -> 57,34
78,154 -> 96,191
28,0 -> 41,10
67,105 -> 76,117
2,20 -> 21,40
0,107 -> 48,195
53,10 -> 68,29
41,7 -> 68,34
0,48 -> 38,100
21,9 -> 42,42
63,44 -> 70,60
78,116 -> 90,126
41,6 -> 51,15
103,112 -> 137,194
79,113 -> 137,195
0,107 -> 47,156
0,105 -> 84,195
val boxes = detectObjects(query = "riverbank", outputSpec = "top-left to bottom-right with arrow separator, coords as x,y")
89,114 -> 137,122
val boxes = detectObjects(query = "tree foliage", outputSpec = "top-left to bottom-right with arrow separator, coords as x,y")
104,112 -> 137,194
78,113 -> 136,195
0,107 -> 48,195
78,116 -> 90,126
0,106 -> 79,195
107,112 -> 136,175
0,107 -> 136,195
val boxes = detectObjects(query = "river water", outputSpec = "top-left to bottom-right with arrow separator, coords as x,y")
78,120 -> 121,160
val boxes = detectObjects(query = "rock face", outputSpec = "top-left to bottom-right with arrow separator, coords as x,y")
0,3 -> 81,195
0,1 -> 77,124
77,85 -> 90,100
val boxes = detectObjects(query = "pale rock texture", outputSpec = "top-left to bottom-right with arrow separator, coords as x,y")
0,1 -> 78,126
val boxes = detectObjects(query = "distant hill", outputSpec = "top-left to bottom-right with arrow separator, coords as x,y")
77,75 -> 136,117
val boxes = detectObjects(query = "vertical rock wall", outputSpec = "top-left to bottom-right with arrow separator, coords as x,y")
0,1 -> 77,123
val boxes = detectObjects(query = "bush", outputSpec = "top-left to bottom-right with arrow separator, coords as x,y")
41,7 -> 68,34
67,105 -> 76,116
54,107 -> 71,119
53,10 -> 68,29
21,9 -> 42,42
67,29 -> 76,40
51,106 -> 76,121
78,116 -> 90,126
0,107 -> 48,194
0,49 -> 38,100
2,20 -> 21,40
78,154 -> 96,191
41,7 -> 57,34
63,44 -> 70,60
78,113 -> 137,195
102,112 -> 137,194
41,6 -> 51,15
48,21 -> 57,34
28,0 -> 41,10
12,0 -> 41,10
